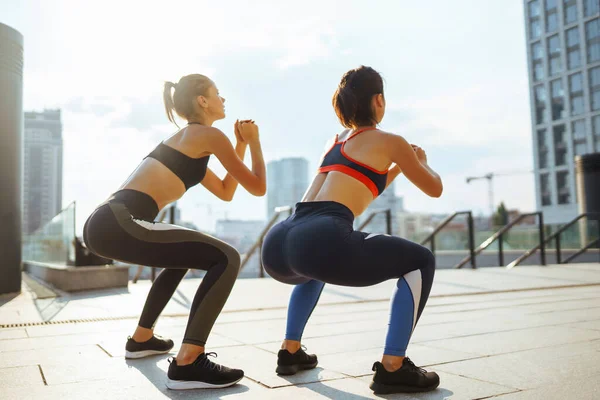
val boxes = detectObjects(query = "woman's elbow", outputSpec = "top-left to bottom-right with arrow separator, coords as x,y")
250,182 -> 267,197
254,184 -> 267,197
221,192 -> 234,202
430,182 -> 443,198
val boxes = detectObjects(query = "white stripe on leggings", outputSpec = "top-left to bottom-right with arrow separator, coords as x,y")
132,219 -> 196,232
403,269 -> 422,332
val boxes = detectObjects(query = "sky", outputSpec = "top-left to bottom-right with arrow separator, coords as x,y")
1,0 -> 536,233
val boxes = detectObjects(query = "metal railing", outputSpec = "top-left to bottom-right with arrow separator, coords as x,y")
455,212 -> 545,269
419,211 -> 476,269
507,212 -> 600,269
358,208 -> 392,234
240,206 -> 293,277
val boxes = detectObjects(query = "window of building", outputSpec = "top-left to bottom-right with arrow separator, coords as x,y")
546,0 -> 559,32
530,1 -> 542,39
532,42 -> 545,81
540,173 -> 552,205
584,0 -> 600,17
538,129 -> 549,168
569,73 -> 585,115
556,171 -> 571,204
566,27 -> 582,69
586,18 -> 600,63
553,124 -> 568,166
564,0 -> 578,24
535,85 -> 548,124
590,67 -> 600,110
551,79 -> 565,120
572,119 -> 589,155
548,34 -> 562,76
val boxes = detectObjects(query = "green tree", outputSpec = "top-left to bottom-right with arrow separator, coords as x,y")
492,202 -> 509,227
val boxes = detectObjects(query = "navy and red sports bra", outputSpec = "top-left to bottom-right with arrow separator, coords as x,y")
318,128 -> 388,198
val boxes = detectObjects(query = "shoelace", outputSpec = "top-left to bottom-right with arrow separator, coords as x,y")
193,352 -> 221,371
403,357 -> 427,374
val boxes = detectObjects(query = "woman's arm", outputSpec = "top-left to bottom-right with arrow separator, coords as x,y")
202,123 -> 267,197
383,133 -> 443,197
385,164 -> 402,188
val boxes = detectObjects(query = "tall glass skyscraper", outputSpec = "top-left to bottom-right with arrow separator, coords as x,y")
525,0 -> 600,224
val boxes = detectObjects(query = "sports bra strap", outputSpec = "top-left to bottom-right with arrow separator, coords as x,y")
345,128 -> 372,142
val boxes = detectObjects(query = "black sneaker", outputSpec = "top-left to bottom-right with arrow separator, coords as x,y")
276,346 -> 318,375
166,352 -> 244,390
125,335 -> 174,359
369,358 -> 440,394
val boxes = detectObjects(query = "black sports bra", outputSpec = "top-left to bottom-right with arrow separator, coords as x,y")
145,124 -> 210,190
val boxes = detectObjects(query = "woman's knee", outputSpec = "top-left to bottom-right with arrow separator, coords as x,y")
420,247 -> 436,281
221,244 -> 241,276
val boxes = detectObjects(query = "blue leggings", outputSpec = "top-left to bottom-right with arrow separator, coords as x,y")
261,201 -> 435,356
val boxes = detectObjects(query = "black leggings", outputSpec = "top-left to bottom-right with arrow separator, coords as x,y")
261,201 -> 435,356
83,189 -> 240,346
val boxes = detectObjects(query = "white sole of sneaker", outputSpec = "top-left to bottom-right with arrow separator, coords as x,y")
125,349 -> 171,359
165,376 -> 244,390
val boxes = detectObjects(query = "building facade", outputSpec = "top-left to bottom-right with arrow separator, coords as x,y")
266,157 -> 309,218
525,0 -> 600,224
23,109 -> 63,234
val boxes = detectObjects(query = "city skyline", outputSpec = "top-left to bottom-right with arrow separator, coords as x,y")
2,1 -> 537,234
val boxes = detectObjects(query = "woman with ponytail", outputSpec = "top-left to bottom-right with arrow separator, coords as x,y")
261,66 -> 443,395
83,73 -> 266,390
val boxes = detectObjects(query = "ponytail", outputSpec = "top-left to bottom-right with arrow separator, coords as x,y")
163,81 -> 178,126
162,74 -> 213,125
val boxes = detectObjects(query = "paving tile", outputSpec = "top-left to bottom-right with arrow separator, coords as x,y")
434,340 -> 600,390
25,320 -> 135,338
0,329 -> 28,339
41,357 -> 141,385
0,365 -> 45,388
567,319 -> 600,331
1,372 -> 265,400
423,325 -> 600,356
0,332 -> 114,353
491,374 -> 600,400
410,307 -> 600,344
0,344 -> 109,368
213,317 -> 382,346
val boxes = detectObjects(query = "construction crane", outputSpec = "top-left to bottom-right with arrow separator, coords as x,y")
466,170 -> 533,216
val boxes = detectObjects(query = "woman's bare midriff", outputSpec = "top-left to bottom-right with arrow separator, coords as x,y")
119,159 -> 188,211
302,172 -> 375,217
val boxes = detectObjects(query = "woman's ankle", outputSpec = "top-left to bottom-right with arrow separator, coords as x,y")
381,355 -> 405,372
131,326 -> 154,342
176,344 -> 205,366
281,339 -> 301,354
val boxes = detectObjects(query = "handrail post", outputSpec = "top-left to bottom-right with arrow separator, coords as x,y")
468,212 -> 476,268
498,233 -> 504,266
539,212 -> 546,266
386,209 -> 392,235
556,234 -> 562,264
